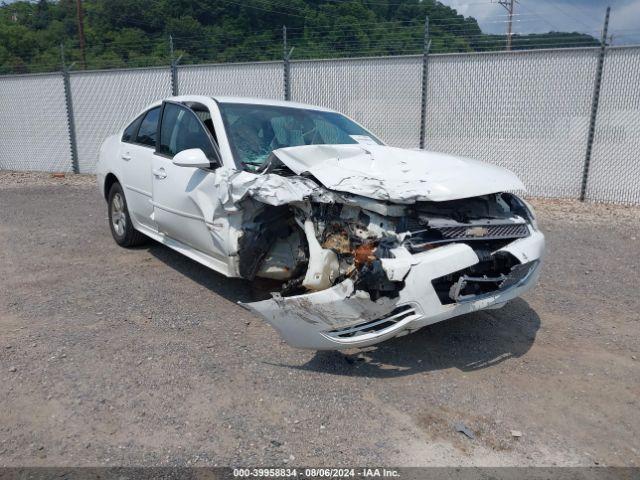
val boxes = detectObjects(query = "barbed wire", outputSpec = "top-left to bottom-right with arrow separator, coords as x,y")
48,20 -> 613,51
3,11 -> 639,74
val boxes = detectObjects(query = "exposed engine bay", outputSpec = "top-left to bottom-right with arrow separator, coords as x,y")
237,158 -> 536,306
208,143 -> 544,349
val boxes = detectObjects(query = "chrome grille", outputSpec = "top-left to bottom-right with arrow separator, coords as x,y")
436,223 -> 530,241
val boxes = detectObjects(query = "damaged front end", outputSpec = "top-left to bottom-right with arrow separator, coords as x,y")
232,147 -> 545,350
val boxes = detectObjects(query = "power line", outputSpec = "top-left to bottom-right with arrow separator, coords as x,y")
216,0 -> 310,19
561,0 -> 604,31
537,1 -> 595,32
496,0 -> 516,50
514,2 -> 562,33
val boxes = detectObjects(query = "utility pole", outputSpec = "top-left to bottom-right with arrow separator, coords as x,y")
419,16 -> 431,150
75,0 -> 87,69
580,6 -> 611,201
60,44 -> 79,174
283,25 -> 287,63
283,26 -> 293,101
498,0 -> 516,51
169,35 -> 180,96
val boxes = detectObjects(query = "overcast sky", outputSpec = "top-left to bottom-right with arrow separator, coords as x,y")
440,0 -> 640,43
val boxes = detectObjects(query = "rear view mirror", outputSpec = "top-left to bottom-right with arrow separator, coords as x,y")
173,148 -> 214,169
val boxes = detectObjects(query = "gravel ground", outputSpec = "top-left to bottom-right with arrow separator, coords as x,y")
0,172 -> 639,467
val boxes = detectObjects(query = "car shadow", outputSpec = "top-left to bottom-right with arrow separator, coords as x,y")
146,241 -> 255,303
147,240 -> 540,378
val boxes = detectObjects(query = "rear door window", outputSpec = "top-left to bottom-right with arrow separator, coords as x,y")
135,107 -> 161,147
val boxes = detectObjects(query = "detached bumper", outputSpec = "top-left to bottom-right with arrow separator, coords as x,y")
243,230 -> 545,350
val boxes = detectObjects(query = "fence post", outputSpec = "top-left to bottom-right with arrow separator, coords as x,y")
283,25 -> 292,101
170,35 -> 180,96
61,44 -> 79,174
580,6 -> 610,201
419,16 -> 431,150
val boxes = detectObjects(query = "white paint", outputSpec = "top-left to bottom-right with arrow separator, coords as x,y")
301,219 -> 340,291
273,144 -> 526,203
97,95 -> 545,351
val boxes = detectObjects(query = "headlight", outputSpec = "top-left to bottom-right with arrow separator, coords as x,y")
502,193 -> 539,231
519,197 -> 539,231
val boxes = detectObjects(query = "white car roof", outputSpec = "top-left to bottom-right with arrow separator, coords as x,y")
164,95 -> 337,113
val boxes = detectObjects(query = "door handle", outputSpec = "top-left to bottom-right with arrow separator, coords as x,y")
121,153 -> 131,161
152,168 -> 167,179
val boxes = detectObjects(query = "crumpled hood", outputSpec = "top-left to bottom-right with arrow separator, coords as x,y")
272,144 -> 525,202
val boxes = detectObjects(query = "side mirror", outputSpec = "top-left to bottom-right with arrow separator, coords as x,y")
173,148 -> 216,169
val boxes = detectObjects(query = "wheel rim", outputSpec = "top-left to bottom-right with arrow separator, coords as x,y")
111,192 -> 126,237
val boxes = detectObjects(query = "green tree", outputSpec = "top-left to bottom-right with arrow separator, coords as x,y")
0,0 -> 599,74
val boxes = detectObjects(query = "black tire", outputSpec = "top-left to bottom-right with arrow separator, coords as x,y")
107,182 -> 147,247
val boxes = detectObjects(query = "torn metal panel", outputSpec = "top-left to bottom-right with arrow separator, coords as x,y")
379,248 -> 414,282
210,170 -> 331,279
243,279 -> 396,349
219,173 -> 544,349
212,169 -> 321,215
339,195 -> 407,217
244,241 -> 544,350
497,229 -> 546,264
272,144 -> 526,203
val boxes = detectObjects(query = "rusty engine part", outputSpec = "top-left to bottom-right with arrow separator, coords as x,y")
354,242 -> 377,267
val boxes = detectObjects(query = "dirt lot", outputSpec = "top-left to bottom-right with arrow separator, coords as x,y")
0,172 -> 639,467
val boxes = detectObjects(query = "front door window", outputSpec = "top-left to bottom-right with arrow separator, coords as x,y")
158,103 -> 215,160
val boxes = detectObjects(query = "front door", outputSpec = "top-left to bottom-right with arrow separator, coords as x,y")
151,102 -> 227,262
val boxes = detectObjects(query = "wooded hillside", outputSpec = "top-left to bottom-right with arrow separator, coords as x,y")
0,0 -> 599,73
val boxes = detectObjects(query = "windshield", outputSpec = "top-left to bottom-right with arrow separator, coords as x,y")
218,102 -> 383,171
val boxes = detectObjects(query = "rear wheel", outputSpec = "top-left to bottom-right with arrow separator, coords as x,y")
108,182 -> 146,247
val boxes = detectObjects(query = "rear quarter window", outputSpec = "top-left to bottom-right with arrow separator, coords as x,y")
122,116 -> 143,143
135,107 -> 161,147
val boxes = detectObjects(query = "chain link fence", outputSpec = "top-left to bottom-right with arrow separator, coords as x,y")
0,46 -> 638,205
586,46 -> 640,205
424,48 -> 599,199
0,73 -> 72,173
70,67 -> 172,173
178,61 -> 283,98
291,56 -> 422,149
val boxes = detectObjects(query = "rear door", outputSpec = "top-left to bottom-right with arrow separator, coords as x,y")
150,101 -> 227,261
119,107 -> 160,230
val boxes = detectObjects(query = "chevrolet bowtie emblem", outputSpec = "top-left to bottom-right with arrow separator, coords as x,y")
465,226 -> 489,237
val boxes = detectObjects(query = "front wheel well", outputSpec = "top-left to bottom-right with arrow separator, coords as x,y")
104,173 -> 119,201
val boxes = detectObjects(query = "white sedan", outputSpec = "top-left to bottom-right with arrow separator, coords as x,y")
96,95 -> 545,350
